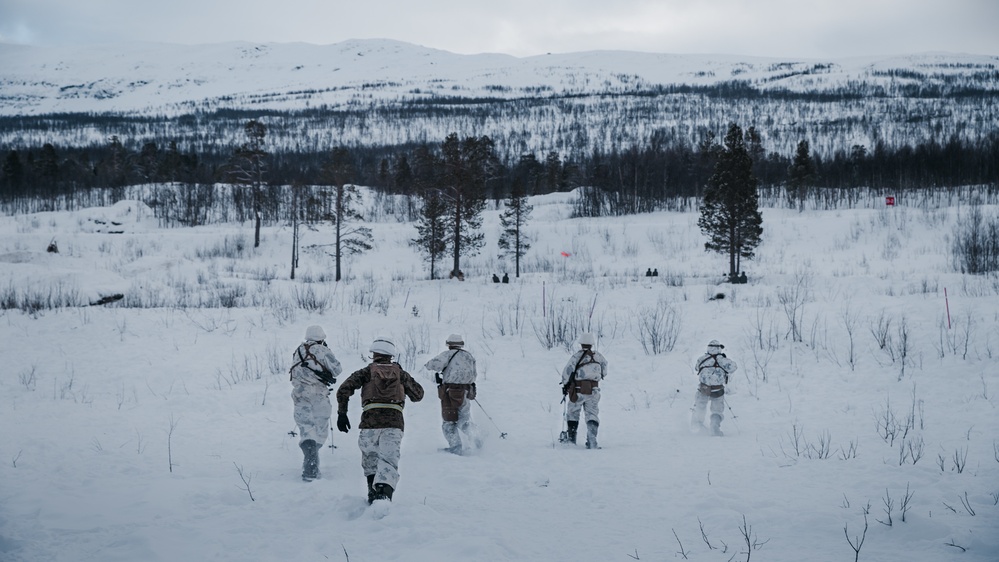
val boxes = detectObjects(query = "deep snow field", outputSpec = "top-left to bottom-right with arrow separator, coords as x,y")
0,189 -> 997,561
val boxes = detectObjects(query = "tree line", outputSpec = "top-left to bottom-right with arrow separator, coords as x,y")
2,129 -> 997,212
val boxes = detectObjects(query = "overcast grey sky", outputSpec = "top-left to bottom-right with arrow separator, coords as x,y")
1,0 -> 996,58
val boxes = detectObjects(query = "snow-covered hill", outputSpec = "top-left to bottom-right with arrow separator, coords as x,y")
1,39 -> 997,159
2,39 -> 997,115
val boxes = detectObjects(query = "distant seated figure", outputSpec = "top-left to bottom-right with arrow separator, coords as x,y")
645,268 -> 652,277
738,272 -> 748,284
492,274 -> 500,283
502,273 -> 509,283
652,268 -> 659,277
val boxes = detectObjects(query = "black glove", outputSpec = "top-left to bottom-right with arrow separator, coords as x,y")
434,372 -> 443,385
336,412 -> 351,433
561,383 -> 569,396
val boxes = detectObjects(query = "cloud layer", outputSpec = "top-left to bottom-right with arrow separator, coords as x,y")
1,0 -> 997,58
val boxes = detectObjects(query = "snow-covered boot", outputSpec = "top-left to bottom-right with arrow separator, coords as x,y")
366,474 -> 376,504
301,439 -> 320,481
443,421 -> 462,454
566,421 -> 579,444
372,483 -> 394,502
710,414 -> 724,437
585,420 -> 599,449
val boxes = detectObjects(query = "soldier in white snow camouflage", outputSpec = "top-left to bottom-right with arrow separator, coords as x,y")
561,333 -> 608,449
425,333 -> 481,454
691,340 -> 737,436
290,325 -> 342,481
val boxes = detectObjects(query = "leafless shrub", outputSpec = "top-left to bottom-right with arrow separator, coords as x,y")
292,284 -> 332,312
840,301 -> 861,370
167,414 -> 179,473
838,439 -> 859,460
18,366 -> 37,391
844,511 -> 868,562
869,309 -> 893,351
737,514 -> 768,561
233,462 -> 256,501
776,270 -> 811,342
876,488 -> 895,526
900,483 -> 915,522
633,298 -> 682,355
952,446 -> 968,473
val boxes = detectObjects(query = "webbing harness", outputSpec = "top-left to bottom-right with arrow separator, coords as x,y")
290,343 -> 336,385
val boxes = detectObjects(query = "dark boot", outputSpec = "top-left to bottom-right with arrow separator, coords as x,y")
372,483 -> 394,502
300,439 -> 320,481
710,414 -> 724,436
566,420 -> 578,444
366,474 -> 376,504
585,420 -> 599,449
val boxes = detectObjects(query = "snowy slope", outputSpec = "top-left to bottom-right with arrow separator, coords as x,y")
1,39 -> 997,115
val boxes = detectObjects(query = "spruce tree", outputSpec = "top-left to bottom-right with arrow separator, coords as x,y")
411,188 -> 449,280
439,133 -> 496,279
787,140 -> 815,211
697,123 -> 764,281
498,179 -> 533,278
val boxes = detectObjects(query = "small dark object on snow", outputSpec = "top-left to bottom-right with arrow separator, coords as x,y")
90,294 -> 124,306
708,293 -> 725,301
492,274 -> 500,283
47,240 -> 58,253
501,273 -> 509,283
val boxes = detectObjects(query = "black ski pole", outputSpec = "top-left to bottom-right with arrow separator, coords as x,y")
473,399 -> 507,439
724,398 -> 741,434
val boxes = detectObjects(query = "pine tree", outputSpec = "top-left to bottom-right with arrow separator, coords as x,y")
787,140 -> 815,211
498,179 -> 533,278
697,123 -> 764,281
228,120 -> 268,248
411,188 -> 449,280
2,150 -> 25,195
439,133 -> 497,279
323,147 -> 373,282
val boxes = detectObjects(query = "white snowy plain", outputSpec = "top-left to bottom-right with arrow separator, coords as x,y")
1,190 -> 997,561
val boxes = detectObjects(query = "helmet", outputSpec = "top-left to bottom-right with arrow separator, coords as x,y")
446,333 -> 464,346
708,339 -> 724,349
579,333 -> 596,346
369,337 -> 397,357
305,325 -> 326,342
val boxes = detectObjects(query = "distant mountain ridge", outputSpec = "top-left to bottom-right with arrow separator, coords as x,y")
1,39 -> 997,158
2,39 -> 996,116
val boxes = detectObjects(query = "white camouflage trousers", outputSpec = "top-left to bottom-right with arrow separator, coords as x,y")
292,384 -> 332,446
691,392 -> 725,426
442,394 -> 481,450
566,388 -> 600,424
358,428 -> 403,489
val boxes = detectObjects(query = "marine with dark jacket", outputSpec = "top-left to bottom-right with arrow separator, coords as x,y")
289,325 -> 342,481
336,337 -> 424,503
424,333 -> 481,455
560,333 -> 608,449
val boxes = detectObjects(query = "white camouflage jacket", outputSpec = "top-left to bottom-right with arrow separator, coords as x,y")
424,348 -> 477,384
694,352 -> 737,386
561,349 -> 608,384
290,341 -> 342,392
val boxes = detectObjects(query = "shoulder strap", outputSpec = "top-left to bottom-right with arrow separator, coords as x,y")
441,349 -> 461,375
